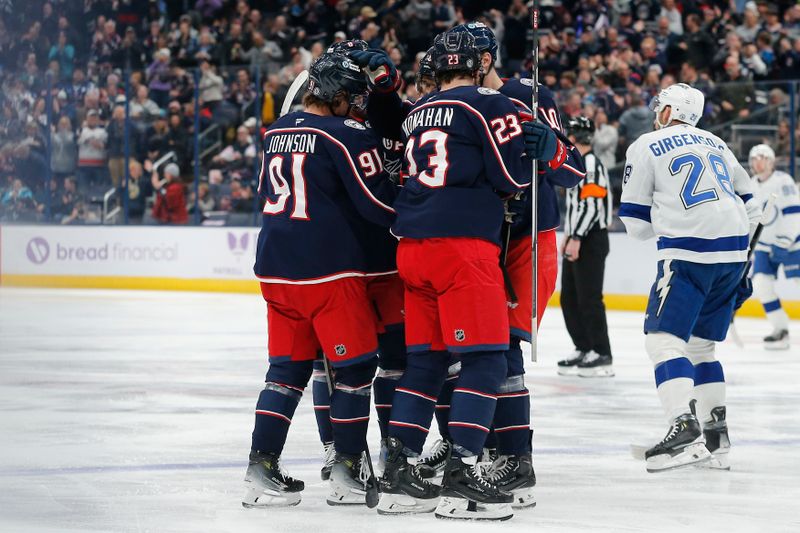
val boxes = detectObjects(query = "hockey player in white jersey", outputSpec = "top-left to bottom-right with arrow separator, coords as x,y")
748,144 -> 800,350
619,83 -> 761,472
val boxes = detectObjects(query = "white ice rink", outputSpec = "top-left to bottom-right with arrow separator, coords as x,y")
0,288 -> 798,533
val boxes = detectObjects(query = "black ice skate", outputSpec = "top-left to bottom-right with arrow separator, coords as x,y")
485,454 -> 536,509
764,329 -> 790,350
327,451 -> 377,506
320,441 -> 335,480
434,456 -> 514,521
242,451 -> 304,508
577,351 -> 615,378
377,437 -> 440,515
557,350 -> 586,376
644,402 -> 711,473
417,438 -> 452,478
697,406 -> 731,470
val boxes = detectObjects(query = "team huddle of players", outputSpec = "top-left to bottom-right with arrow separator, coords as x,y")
241,16 -> 798,523
243,22 -> 583,521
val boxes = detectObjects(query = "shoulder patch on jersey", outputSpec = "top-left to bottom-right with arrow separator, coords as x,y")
477,87 -> 500,95
344,119 -> 366,130
520,78 -> 534,86
623,164 -> 633,185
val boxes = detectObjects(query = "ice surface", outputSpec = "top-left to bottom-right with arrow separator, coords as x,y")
0,288 -> 798,533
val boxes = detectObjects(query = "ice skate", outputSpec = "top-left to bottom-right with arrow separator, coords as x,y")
645,404 -> 711,473
577,351 -> 615,377
417,438 -> 452,479
320,441 -> 335,481
434,456 -> 514,521
696,406 -> 731,470
764,329 -> 790,350
327,451 -> 376,505
557,350 -> 586,376
485,454 -> 536,509
242,451 -> 303,508
377,437 -> 440,514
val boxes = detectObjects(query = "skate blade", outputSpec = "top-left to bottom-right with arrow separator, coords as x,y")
629,444 -> 647,461
510,486 -> 536,509
242,487 -> 301,508
694,452 -> 730,471
376,493 -> 439,514
577,366 -> 615,378
556,367 -> 580,376
326,490 -> 367,506
434,497 -> 514,521
646,443 -> 712,473
764,341 -> 790,351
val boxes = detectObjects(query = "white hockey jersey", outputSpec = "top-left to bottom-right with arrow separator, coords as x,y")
752,170 -> 800,252
619,124 -> 760,264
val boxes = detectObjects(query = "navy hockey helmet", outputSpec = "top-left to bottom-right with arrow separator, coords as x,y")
431,30 -> 480,77
451,21 -> 498,61
307,52 -> 369,109
416,47 -> 436,86
326,39 -> 368,55
566,116 -> 595,145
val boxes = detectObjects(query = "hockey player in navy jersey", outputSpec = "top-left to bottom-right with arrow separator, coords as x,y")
243,52 -> 397,508
442,21 -> 585,508
620,83 -> 761,472
370,30 -> 532,521
309,38 -> 408,482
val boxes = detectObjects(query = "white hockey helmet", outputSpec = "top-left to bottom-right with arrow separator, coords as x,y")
649,83 -> 705,128
748,143 -> 776,175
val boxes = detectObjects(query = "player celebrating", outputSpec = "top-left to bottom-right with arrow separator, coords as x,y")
243,52 -> 396,508
619,83 -> 760,472
747,144 -> 800,350
375,30 -> 532,521
445,21 -> 585,507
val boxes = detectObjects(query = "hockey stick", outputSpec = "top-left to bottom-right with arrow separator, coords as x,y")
321,356 -> 380,508
727,193 -> 777,347
529,1 -> 540,362
280,70 -> 309,117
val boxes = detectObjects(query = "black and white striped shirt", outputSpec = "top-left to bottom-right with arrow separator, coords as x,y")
564,151 -> 612,238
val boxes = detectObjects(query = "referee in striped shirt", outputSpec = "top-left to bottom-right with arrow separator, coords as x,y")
557,117 -> 614,378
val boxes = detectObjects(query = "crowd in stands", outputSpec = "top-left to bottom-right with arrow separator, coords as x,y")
1,0 -> 798,224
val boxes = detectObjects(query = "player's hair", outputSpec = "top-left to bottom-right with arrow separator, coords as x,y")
302,91 -> 347,110
435,70 -> 474,86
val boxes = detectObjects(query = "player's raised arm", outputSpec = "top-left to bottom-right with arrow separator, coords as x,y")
618,140 -> 656,241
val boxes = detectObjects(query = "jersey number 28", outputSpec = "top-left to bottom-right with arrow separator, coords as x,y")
671,152 -> 735,209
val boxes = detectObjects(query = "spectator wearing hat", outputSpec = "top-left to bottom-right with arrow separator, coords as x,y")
150,161 -> 188,224
76,109 -> 109,191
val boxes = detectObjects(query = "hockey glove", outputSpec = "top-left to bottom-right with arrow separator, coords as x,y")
734,273 -> 753,311
504,192 -> 527,224
522,120 -> 567,169
770,244 -> 790,264
350,49 -> 401,93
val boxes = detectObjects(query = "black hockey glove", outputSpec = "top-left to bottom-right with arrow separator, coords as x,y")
734,273 -> 753,311
522,120 -> 567,169
350,49 -> 401,93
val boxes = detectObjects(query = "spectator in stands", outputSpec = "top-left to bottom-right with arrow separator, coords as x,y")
146,113 -> 171,162
1,178 -> 38,222
113,26 -> 146,71
591,109 -> 618,171
106,106 -> 127,188
130,85 -> 161,122
229,178 -> 253,212
211,125 -> 256,181
125,159 -> 150,223
51,116 -> 77,182
617,91 -> 653,146
150,161 -> 188,224
51,176 -> 79,222
198,60 -> 224,112
243,31 -> 283,76
166,113 -> 190,168
718,54 -> 754,122
735,4 -> 760,43
147,48 -> 173,108
48,31 -> 76,83
188,182 -> 215,216
76,110 -> 108,190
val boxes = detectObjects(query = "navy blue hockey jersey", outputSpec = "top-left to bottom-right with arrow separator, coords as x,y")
391,85 -> 532,245
254,111 -> 397,283
499,79 -> 586,237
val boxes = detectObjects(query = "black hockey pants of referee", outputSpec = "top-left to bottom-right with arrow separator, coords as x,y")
560,228 -> 612,357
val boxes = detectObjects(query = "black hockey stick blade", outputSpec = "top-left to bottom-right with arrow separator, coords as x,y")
363,445 -> 380,508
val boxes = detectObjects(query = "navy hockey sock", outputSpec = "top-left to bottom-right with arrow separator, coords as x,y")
330,358 -> 378,456
311,359 -> 333,445
388,350 -> 450,455
251,360 -> 313,454
494,375 -> 531,455
494,338 -> 531,455
374,330 -> 406,439
449,351 -> 507,456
